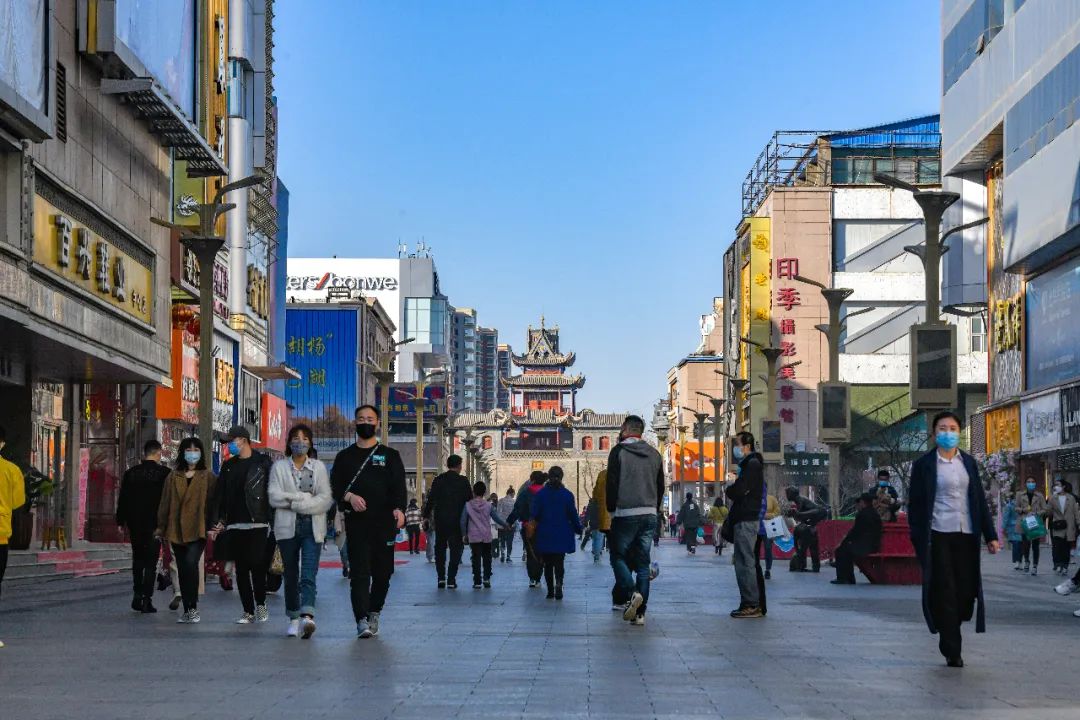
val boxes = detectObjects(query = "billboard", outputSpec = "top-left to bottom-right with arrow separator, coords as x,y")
284,307 -> 360,458
1021,391 -> 1061,455
1027,257 -> 1080,390
376,383 -> 447,419
673,441 -> 723,482
286,258 -> 401,336
114,0 -> 197,118
0,0 -> 49,138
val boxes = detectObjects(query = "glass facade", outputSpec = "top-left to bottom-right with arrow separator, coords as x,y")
942,0 -> 1026,94
404,296 -> 449,347
1005,40 -> 1080,176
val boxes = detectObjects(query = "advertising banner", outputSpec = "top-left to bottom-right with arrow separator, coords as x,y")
985,404 -> 1020,454
114,0 -> 197,118
284,308 -> 360,458
1021,391 -> 1062,454
1027,258 -> 1080,390
259,393 -> 287,453
1062,385 -> 1080,448
376,383 -> 447,419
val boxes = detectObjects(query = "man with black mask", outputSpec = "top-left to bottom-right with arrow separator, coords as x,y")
785,486 -> 827,572
331,405 -> 406,639
424,454 -> 472,589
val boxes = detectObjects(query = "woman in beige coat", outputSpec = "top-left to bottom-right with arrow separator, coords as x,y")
156,437 -> 218,623
1015,479 -> 1047,575
1047,480 -> 1080,576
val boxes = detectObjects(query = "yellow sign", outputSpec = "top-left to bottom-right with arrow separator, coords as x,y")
992,292 -> 1022,353
986,404 -> 1020,453
747,217 -> 771,434
215,358 -> 236,403
32,195 -> 154,324
531,461 -> 544,470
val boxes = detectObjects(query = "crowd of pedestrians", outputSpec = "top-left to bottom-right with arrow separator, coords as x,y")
20,403 -> 1079,671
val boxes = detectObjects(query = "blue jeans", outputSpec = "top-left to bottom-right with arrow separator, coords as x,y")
609,513 -> 657,615
278,515 -> 322,619
591,528 -> 604,560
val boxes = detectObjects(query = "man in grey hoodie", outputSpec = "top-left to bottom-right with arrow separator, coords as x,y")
605,415 -> 664,626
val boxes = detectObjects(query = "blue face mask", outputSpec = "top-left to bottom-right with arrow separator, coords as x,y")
183,450 -> 201,466
228,440 -> 241,456
1026,482 -> 1037,491
935,431 -> 959,450
733,446 -> 745,461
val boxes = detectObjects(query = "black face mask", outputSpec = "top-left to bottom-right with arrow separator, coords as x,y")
356,423 -> 377,440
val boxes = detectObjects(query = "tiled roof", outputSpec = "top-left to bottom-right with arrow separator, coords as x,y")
501,374 -> 585,388
449,408 -> 627,430
511,351 -> 576,367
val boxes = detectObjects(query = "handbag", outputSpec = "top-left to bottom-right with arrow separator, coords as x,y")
269,546 -> 285,575
763,516 -> 789,539
695,527 -> 705,545
1022,513 -> 1047,540
1052,519 -> 1067,531
720,513 -> 735,543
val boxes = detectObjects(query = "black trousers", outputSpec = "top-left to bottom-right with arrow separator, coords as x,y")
406,525 -> 421,554
1020,537 -> 1040,566
1051,535 -> 1071,568
470,542 -> 493,583
129,532 -> 160,599
347,533 -> 395,621
229,528 -> 269,614
684,526 -> 698,552
524,536 -> 543,582
793,525 -> 820,571
435,527 -> 464,581
834,542 -> 864,583
0,543 -> 8,601
171,540 -> 205,612
542,552 -> 565,588
930,531 -> 978,660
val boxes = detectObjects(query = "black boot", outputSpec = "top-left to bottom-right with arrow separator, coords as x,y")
546,584 -> 555,599
131,593 -> 143,612
554,584 -> 563,600
141,596 -> 158,613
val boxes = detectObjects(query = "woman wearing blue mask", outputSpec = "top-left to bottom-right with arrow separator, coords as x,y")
269,424 -> 333,638
1013,476 -> 1046,575
908,411 -> 1000,668
155,437 -> 217,624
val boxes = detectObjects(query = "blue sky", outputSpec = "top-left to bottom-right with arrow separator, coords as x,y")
275,1 -> 941,417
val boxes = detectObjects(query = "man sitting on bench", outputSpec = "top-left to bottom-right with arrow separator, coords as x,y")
831,493 -> 883,585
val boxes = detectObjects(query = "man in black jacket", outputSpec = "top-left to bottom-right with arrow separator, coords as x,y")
213,425 -> 274,624
727,431 -> 766,618
676,492 -> 703,555
424,454 -> 471,589
785,486 -> 827,572
116,439 -> 171,613
331,405 -> 407,639
832,493 -> 884,584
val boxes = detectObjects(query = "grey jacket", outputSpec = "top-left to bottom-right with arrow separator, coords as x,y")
605,439 -> 664,515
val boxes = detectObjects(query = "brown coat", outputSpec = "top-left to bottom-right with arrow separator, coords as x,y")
156,469 -> 217,545
1047,493 -> 1080,542
1014,490 -> 1047,535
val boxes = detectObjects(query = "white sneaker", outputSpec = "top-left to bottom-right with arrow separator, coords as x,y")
1013,561 -> 1022,571
287,619 -> 300,637
1073,607 -> 1080,618
623,592 -> 643,622
300,616 -> 316,639
255,605 -> 270,623
368,612 -> 380,637
1031,566 -> 1039,576
630,615 -> 646,626
177,610 -> 201,624
1056,579 -> 1078,595
236,613 -> 256,624
612,602 -> 627,612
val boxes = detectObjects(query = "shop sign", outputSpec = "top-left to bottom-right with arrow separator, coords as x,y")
239,370 -> 262,442
1021,391 -> 1062,454
155,324 -> 199,424
32,195 -> 153,324
179,250 -> 229,321
992,292 -> 1023,353
1062,385 -> 1080,447
985,403 -> 1021,453
247,264 -> 269,320
1026,258 -> 1080,390
260,393 -> 287,451
212,350 -> 235,434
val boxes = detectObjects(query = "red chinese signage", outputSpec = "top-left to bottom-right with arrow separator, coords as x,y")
259,393 -> 288,452
775,258 -> 801,424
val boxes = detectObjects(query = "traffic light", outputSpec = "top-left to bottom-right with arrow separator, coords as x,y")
909,323 -> 958,410
818,381 -> 851,443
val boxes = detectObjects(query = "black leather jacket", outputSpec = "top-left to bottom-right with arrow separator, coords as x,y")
217,451 -> 273,525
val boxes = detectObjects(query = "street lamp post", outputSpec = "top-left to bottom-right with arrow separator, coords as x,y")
428,410 -> 448,488
739,337 -> 801,495
682,408 -> 710,504
411,368 -> 445,507
152,174 -> 264,448
697,392 -> 728,494
793,274 -> 876,516
675,424 -> 688,501
654,425 -> 670,509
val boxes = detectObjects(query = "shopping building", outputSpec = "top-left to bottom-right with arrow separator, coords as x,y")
941,0 -> 1080,489
722,115 -> 987,503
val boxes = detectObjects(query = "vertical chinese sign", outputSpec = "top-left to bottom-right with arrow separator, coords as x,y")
747,217 -> 772,437
774,255 -> 801,432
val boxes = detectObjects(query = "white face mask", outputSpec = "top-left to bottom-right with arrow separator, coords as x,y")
1054,486 -> 1063,495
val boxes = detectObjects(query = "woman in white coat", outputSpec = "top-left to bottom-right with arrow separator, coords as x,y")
269,424 -> 333,638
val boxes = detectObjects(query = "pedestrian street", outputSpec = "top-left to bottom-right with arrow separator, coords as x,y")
3,539 -> 1079,720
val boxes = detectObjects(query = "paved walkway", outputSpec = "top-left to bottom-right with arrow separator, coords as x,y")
2,539 -> 1080,720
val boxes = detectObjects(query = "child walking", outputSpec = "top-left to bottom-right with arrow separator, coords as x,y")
461,482 -> 509,589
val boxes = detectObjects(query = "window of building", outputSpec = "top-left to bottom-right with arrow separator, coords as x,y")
483,435 -> 493,450
1006,40 -> 1080,175
971,315 -> 987,352
404,296 -> 448,347
582,436 -> 593,451
599,436 -> 611,451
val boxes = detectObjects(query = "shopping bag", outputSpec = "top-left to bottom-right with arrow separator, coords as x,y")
774,534 -> 795,553
1021,514 -> 1046,540
764,516 -> 789,539
269,546 -> 285,575
695,527 -> 705,544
